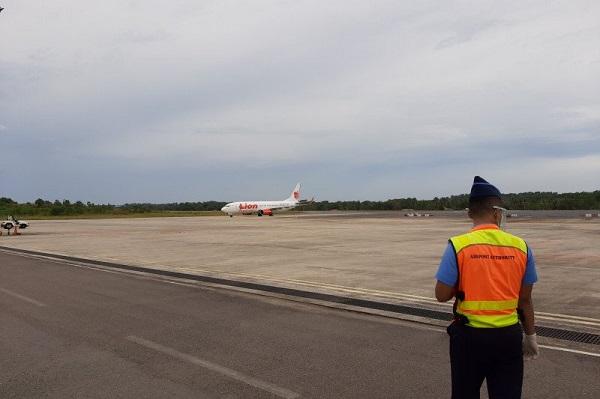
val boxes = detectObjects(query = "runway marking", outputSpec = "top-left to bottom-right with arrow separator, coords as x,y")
175,266 -> 450,305
126,336 -> 301,399
4,248 -> 600,327
3,249 -> 600,359
175,267 -> 600,326
534,315 -> 600,328
536,312 -> 600,322
538,345 -> 600,358
0,288 -> 46,307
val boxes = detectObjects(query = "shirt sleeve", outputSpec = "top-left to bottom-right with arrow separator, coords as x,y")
522,246 -> 538,285
436,242 -> 458,287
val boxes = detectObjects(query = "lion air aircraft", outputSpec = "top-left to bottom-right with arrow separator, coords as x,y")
221,183 -> 310,217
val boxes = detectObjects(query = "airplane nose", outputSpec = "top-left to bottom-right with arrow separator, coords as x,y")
221,206 -> 226,212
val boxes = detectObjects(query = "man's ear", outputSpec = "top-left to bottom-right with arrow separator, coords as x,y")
493,209 -> 501,225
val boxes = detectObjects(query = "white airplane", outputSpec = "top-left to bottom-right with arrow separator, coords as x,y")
1,215 -> 29,231
221,183 -> 311,217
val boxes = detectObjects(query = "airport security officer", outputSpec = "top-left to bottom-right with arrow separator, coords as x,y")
435,176 -> 539,399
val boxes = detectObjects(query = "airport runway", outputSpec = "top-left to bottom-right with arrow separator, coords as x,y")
3,216 -> 599,320
1,252 -> 599,398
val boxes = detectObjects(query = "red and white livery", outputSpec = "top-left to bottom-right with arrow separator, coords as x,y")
221,183 -> 307,217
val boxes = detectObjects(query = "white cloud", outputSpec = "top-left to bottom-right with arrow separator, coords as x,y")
1,0 -> 599,201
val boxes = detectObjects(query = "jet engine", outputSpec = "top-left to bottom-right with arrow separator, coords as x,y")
258,209 -> 273,216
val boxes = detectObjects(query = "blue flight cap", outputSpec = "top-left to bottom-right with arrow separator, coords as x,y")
470,176 -> 501,200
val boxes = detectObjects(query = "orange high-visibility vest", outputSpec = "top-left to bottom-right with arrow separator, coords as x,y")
449,224 -> 527,328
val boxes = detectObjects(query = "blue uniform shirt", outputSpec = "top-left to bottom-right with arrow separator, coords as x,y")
436,242 -> 538,287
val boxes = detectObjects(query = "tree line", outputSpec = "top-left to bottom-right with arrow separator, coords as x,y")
299,191 -> 600,211
1,191 -> 599,217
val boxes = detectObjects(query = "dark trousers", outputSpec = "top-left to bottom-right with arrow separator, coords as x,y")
448,323 -> 523,399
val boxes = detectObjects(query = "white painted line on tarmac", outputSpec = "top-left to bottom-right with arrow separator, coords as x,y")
536,315 -> 600,328
0,288 -> 46,307
538,344 -> 600,358
126,335 -> 301,399
536,312 -> 600,323
5,248 -> 600,329
172,268 -> 600,327
176,266 -> 450,305
0,250 -> 174,282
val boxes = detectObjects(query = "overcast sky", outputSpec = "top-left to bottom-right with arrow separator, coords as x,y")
1,1 -> 599,203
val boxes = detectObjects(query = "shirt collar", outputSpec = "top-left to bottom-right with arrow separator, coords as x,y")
471,223 -> 499,232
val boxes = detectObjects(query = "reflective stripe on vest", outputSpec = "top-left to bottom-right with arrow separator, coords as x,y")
450,224 -> 527,328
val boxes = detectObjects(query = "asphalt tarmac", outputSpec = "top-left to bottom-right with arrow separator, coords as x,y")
4,215 -> 599,320
1,252 -> 599,398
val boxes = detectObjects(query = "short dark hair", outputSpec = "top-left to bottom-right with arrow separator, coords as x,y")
468,196 -> 502,218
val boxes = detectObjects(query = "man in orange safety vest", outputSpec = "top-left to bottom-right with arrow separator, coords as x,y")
435,176 -> 539,399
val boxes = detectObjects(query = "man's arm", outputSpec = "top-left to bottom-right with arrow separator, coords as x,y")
519,283 -> 539,359
434,243 -> 458,302
518,284 -> 535,335
520,246 -> 540,359
520,246 -> 538,335
435,281 -> 456,302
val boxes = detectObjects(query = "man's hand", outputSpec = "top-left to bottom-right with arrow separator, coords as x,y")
435,281 -> 456,302
523,333 -> 539,360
